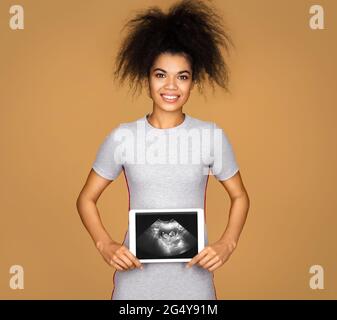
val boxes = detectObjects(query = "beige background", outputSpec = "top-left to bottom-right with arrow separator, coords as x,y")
0,0 -> 336,299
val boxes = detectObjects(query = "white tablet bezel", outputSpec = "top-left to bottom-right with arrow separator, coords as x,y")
129,208 -> 205,263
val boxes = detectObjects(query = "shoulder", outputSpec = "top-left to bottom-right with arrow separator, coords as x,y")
191,116 -> 224,131
117,115 -> 145,131
189,115 -> 229,133
105,116 -> 143,136
187,114 -> 215,130
187,115 -> 234,145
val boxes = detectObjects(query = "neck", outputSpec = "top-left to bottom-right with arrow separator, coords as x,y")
147,108 -> 185,129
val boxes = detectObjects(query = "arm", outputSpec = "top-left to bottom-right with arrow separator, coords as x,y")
76,169 -> 143,271
76,169 -> 115,247
186,170 -> 250,271
217,170 -> 250,249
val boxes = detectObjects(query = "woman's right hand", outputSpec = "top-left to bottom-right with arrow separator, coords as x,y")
96,239 -> 143,271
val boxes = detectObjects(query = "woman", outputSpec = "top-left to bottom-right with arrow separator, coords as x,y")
76,0 -> 250,300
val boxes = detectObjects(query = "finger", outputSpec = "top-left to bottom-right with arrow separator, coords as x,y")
208,260 -> 222,272
199,251 -> 217,265
118,253 -> 136,269
109,259 -> 124,271
119,247 -> 137,268
113,255 -> 129,270
124,250 -> 143,269
199,253 -> 214,267
187,249 -> 208,267
203,256 -> 220,269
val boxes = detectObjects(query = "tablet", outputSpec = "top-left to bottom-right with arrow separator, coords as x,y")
129,208 -> 205,263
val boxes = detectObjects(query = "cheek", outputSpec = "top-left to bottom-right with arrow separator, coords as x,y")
149,78 -> 161,91
180,85 -> 192,98
148,79 -> 192,99
181,80 -> 193,91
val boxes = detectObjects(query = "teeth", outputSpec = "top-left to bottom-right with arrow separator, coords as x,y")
162,95 -> 178,100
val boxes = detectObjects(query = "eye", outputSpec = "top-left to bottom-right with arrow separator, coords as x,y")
155,73 -> 189,80
179,75 -> 189,80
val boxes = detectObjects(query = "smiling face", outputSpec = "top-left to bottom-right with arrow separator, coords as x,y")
147,52 -> 194,113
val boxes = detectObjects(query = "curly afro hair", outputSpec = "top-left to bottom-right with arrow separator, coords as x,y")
112,0 -> 234,98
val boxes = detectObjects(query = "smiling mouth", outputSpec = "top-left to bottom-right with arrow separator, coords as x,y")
160,94 -> 180,103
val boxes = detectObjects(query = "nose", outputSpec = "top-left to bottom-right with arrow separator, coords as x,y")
164,76 -> 178,90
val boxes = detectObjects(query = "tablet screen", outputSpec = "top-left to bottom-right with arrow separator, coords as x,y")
129,208 -> 205,263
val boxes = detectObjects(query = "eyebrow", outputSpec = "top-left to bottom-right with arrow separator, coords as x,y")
152,68 -> 191,75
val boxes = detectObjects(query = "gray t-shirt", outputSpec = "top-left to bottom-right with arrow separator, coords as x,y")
92,113 -> 239,300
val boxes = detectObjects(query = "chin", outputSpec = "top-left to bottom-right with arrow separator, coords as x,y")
159,105 -> 183,112
154,97 -> 187,112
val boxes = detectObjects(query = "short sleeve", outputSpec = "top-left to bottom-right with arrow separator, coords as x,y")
210,122 -> 239,181
92,126 -> 123,180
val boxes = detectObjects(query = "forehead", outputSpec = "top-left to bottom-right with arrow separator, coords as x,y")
151,53 -> 192,72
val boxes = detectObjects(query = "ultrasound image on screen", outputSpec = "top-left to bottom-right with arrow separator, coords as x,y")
136,212 -> 199,259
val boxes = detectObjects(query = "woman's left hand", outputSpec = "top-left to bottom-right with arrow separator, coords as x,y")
185,239 -> 237,272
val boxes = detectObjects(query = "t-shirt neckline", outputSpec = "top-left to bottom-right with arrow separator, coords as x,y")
144,113 -> 190,131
